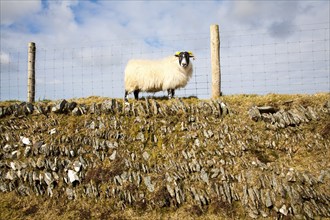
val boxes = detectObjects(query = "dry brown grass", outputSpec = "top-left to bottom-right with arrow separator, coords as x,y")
0,93 -> 329,219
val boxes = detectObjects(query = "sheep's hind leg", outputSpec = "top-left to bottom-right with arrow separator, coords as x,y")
124,90 -> 129,102
168,89 -> 175,99
133,90 -> 140,100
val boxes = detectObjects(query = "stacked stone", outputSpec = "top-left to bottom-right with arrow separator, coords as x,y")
0,98 -> 329,219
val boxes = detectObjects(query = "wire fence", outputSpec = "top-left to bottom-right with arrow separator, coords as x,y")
0,23 -> 329,101
220,23 -> 330,94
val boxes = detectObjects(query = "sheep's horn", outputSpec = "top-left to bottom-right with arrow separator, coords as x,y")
175,51 -> 181,56
188,51 -> 194,57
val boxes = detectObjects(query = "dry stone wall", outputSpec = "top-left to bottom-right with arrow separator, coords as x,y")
0,98 -> 329,219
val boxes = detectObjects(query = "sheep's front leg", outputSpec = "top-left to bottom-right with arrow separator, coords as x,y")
133,90 -> 140,100
168,89 -> 175,99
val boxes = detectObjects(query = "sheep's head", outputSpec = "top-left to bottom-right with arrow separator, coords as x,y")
175,51 -> 194,68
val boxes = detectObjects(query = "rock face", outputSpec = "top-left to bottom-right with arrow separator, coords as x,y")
0,97 -> 329,219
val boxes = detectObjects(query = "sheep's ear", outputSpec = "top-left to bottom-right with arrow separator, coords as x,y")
188,51 -> 194,57
174,51 -> 181,57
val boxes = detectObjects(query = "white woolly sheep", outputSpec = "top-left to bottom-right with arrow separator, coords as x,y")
124,51 -> 194,101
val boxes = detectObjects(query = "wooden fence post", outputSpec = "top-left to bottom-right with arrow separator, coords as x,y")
27,42 -> 36,103
210,24 -> 221,98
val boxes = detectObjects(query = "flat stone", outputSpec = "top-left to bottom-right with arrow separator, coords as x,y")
67,170 -> 79,184
24,102 -> 34,114
200,169 -> 209,184
136,132 -> 145,142
72,107 -> 82,116
10,162 -> 18,170
109,150 -> 117,161
67,102 -> 77,111
24,146 -> 31,157
44,172 -> 53,186
114,175 -> 122,185
36,157 -> 45,169
175,186 -> 181,204
73,161 -> 82,172
52,99 -> 68,113
286,168 -> 296,182
3,144 -> 12,153
265,190 -> 273,208
20,136 -> 31,145
166,184 -> 175,197
257,106 -> 277,114
49,128 -> 56,135
143,176 -> 154,192
248,107 -> 261,122
5,170 -> 16,180
279,204 -> 288,216
142,151 -> 150,161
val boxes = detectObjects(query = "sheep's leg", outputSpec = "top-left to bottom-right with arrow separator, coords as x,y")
124,90 -> 129,102
133,90 -> 140,100
168,89 -> 175,99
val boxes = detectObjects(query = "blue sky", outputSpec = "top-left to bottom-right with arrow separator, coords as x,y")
0,0 -> 329,100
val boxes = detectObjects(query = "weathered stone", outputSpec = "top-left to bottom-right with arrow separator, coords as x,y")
1,98 -> 330,217
151,100 -> 159,115
142,151 -> 150,161
264,190 -> 273,208
114,175 -> 122,186
72,107 -> 82,116
175,186 -> 182,204
3,144 -> 12,153
24,102 -> 34,114
0,106 -> 5,117
67,170 -> 79,184
109,150 -> 117,161
36,157 -> 45,169
67,102 -> 77,111
20,136 -> 31,145
136,132 -> 145,142
286,168 -> 296,182
44,172 -> 53,186
317,170 -> 327,183
257,106 -> 277,114
10,161 -> 19,170
5,170 -> 16,181
23,146 -> 31,157
143,176 -> 154,192
17,185 -> 31,196
279,204 -> 288,216
203,129 -> 214,138
52,99 -> 68,113
261,113 -> 275,124
248,107 -> 261,122
200,169 -> 209,184
73,161 -> 82,172
101,100 -> 116,113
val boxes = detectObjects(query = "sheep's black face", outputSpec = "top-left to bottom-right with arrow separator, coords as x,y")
175,51 -> 193,68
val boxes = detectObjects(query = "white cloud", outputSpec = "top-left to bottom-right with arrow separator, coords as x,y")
0,0 -> 329,100
0,0 -> 42,25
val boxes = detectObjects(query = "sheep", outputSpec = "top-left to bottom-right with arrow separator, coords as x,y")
124,51 -> 194,102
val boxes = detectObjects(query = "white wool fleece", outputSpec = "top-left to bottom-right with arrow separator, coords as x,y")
124,56 -> 193,93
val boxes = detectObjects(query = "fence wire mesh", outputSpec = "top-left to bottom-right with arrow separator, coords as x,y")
0,23 -> 329,101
